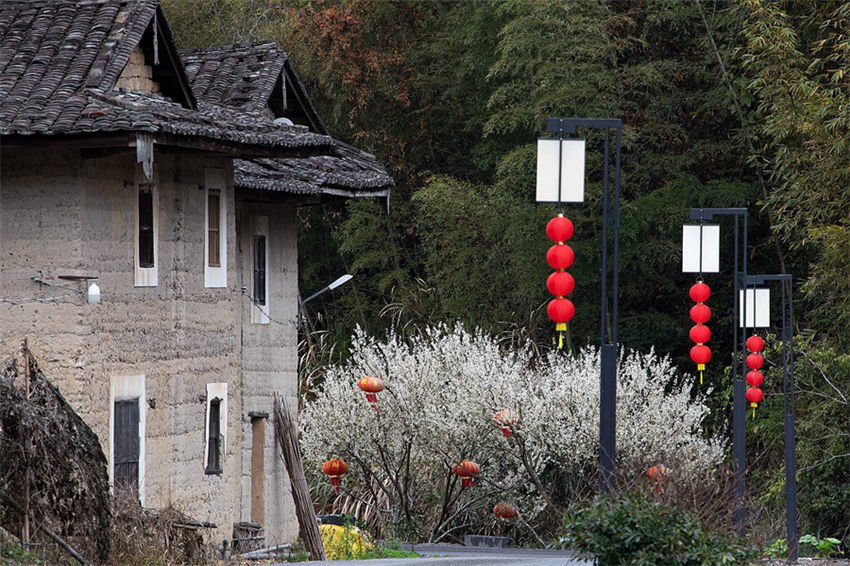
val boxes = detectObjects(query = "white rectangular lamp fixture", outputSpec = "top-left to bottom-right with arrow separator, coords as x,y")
739,288 -> 770,328
536,138 -> 585,203
682,224 -> 720,273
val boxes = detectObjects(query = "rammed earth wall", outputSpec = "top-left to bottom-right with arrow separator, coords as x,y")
0,146 -> 299,546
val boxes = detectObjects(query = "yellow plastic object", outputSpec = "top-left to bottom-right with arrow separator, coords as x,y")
319,523 -> 374,560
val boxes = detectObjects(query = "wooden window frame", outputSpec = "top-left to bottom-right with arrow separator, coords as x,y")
204,169 -> 227,288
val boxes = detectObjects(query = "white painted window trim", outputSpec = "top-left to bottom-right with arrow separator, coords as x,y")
204,169 -> 227,288
251,216 -> 269,324
134,169 -> 158,287
109,375 -> 146,505
204,382 -> 228,472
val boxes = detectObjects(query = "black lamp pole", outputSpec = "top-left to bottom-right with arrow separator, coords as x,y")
745,273 -> 797,560
688,207 -> 748,535
547,117 -> 622,493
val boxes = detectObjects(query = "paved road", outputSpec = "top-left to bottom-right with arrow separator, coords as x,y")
292,543 -> 593,566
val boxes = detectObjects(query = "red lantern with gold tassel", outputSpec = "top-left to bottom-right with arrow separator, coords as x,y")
546,214 -> 575,349
322,458 -> 348,494
357,376 -> 384,412
454,459 -> 480,488
688,281 -> 712,383
745,335 -> 765,417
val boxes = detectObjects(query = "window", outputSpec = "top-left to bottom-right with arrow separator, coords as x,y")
250,216 -> 269,324
204,383 -> 227,474
134,172 -> 157,287
206,399 -> 222,474
204,169 -> 227,287
207,191 -> 221,267
114,399 -> 140,492
253,235 -> 266,306
138,189 -> 154,268
110,374 -> 146,503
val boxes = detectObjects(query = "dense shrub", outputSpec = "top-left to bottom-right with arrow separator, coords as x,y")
562,493 -> 757,565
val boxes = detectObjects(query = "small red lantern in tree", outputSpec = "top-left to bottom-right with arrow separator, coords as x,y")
493,502 -> 519,521
745,335 -> 766,417
357,376 -> 384,412
688,281 -> 712,383
646,464 -> 670,496
454,459 -> 480,488
493,408 -> 518,438
546,213 -> 575,349
322,458 -> 348,494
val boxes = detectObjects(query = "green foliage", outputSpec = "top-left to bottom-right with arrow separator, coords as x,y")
799,534 -> 842,558
0,543 -> 41,565
764,538 -> 788,560
562,493 -> 757,566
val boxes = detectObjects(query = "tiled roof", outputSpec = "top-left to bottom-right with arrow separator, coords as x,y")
235,143 -> 394,195
181,42 -> 284,115
180,44 -> 392,196
0,0 -> 330,154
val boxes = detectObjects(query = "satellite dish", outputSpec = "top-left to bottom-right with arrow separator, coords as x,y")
273,117 -> 294,126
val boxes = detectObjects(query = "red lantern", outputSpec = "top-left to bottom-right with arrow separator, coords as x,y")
322,458 -> 348,494
546,271 -> 575,297
689,324 -> 711,344
690,344 -> 711,367
746,335 -> 765,353
689,282 -> 711,303
546,214 -> 574,243
547,298 -> 575,327
746,387 -> 764,404
455,459 -> 480,488
746,370 -> 764,387
357,376 -> 384,411
546,244 -> 575,270
493,409 -> 518,438
493,502 -> 519,521
689,304 -> 711,324
745,353 -> 764,370
646,464 -> 670,496
746,387 -> 764,418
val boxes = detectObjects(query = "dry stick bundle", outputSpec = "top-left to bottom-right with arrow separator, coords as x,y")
273,394 -> 326,561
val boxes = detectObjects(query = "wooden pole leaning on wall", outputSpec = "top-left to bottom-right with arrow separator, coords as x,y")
273,394 -> 326,561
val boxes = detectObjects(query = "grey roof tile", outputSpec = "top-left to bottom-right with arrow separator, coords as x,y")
0,0 -> 330,154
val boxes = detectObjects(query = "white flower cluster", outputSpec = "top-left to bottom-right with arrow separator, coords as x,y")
300,325 -> 725,538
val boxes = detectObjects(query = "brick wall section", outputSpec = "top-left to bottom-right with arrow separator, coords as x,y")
115,47 -> 160,94
0,147 -> 299,546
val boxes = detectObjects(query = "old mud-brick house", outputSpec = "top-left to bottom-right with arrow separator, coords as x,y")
0,0 -> 391,549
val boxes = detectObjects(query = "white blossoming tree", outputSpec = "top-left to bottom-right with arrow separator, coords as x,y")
300,325 -> 725,542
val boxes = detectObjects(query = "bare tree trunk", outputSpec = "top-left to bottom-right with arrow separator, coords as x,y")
273,394 -> 326,561
21,340 -> 30,548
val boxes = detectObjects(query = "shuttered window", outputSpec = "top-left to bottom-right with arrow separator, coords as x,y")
138,188 -> 154,268
207,190 -> 221,267
206,399 -> 222,474
253,235 -> 266,306
114,399 -> 140,493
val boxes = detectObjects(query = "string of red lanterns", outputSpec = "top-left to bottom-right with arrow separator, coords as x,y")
546,214 -> 575,349
688,281 -> 712,383
745,335 -> 765,418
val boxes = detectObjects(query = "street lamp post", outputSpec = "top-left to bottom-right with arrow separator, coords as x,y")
541,117 -> 622,493
686,207 -> 748,535
745,273 -> 797,560
298,274 -> 354,327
